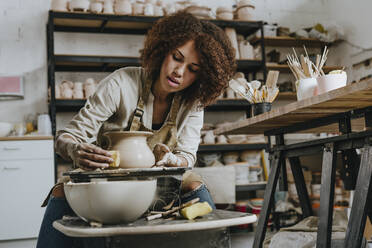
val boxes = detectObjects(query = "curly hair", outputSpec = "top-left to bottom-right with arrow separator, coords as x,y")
140,11 -> 236,107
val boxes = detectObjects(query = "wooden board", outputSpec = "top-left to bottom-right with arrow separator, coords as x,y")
0,136 -> 54,141
53,210 -> 257,237
250,36 -> 330,48
266,63 -> 341,73
214,78 -> 372,135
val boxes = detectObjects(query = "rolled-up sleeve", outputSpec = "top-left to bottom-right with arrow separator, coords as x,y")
174,108 -> 203,167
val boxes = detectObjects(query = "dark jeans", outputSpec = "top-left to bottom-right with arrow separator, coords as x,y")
36,183 -> 215,248
36,196 -> 74,248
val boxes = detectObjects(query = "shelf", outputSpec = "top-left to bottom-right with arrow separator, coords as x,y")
266,63 -> 342,73
251,36 -> 330,48
198,143 -> 267,152
236,59 -> 264,72
236,182 -> 266,191
54,54 -> 263,73
54,54 -> 140,72
54,98 -> 253,112
55,99 -> 86,112
205,99 -> 251,111
50,11 -> 262,36
277,92 -> 297,101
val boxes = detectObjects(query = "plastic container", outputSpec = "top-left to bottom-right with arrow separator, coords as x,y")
37,114 -> 52,135
316,72 -> 347,95
296,77 -> 318,101
252,102 -> 272,116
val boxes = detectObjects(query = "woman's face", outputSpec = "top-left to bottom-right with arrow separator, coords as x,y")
157,40 -> 200,94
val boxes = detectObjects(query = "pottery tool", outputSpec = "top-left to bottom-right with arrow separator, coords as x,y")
265,70 -> 280,89
229,71 -> 280,104
229,78 -> 257,103
287,46 -> 330,79
146,198 -> 200,221
108,150 -> 120,168
229,79 -> 253,103
180,202 -> 213,220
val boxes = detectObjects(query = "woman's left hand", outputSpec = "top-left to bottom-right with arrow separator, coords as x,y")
153,143 -> 187,167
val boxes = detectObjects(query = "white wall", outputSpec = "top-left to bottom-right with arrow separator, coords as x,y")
327,0 -> 372,82
0,0 -> 50,123
0,0 -> 330,126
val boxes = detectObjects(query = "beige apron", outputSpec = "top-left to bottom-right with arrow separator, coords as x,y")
127,77 -> 180,151
127,78 -> 203,189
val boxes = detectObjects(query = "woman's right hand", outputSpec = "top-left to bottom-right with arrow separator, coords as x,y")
72,143 -> 113,170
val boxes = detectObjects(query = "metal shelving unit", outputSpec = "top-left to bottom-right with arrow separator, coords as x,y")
236,182 -> 266,192
250,36 -> 331,48
198,143 -> 267,152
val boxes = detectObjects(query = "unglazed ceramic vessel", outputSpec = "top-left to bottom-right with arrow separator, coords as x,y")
84,78 -> 96,98
132,1 -> 144,15
236,5 -> 254,21
51,0 -> 68,11
103,0 -> 114,13
90,1 -> 103,13
64,179 -> 157,224
104,131 -> 155,168
115,0 -> 132,15
70,0 -> 90,12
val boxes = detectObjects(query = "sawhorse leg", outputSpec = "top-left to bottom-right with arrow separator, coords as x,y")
316,143 -> 337,248
253,151 -> 283,248
289,157 -> 313,217
344,145 -> 372,248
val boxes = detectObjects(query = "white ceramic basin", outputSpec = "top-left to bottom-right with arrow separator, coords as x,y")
64,179 -> 157,224
0,122 -> 13,137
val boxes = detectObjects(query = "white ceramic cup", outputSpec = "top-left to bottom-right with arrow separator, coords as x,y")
295,77 -> 318,101
223,152 -> 239,165
216,135 -> 228,144
248,167 -> 262,182
234,163 -> 250,185
132,2 -> 144,15
203,130 -> 215,144
316,72 -> 347,95
73,88 -> 84,99
51,0 -> 68,11
153,5 -> 164,16
239,40 -> 254,59
144,3 -> 154,16
199,153 -> 221,167
38,114 -> 52,135
103,0 -> 114,14
115,0 -> 132,15
90,2 -> 103,13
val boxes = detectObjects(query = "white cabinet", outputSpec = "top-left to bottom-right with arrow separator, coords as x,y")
0,139 -> 54,241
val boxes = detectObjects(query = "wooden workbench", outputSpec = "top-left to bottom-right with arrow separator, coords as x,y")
215,79 -> 372,248
214,78 -> 372,135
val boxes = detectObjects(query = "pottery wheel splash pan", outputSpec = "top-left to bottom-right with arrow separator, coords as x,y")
64,167 -> 189,183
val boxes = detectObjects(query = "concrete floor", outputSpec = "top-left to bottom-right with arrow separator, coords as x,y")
231,232 -> 255,248
0,234 -> 255,248
1,234 -> 370,248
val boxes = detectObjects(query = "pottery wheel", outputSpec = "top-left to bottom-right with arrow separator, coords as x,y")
64,167 -> 189,182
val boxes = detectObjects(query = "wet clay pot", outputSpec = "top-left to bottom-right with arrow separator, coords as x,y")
104,131 -> 155,168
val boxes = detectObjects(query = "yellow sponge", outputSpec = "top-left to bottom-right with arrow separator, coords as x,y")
108,150 -> 120,168
180,202 -> 212,220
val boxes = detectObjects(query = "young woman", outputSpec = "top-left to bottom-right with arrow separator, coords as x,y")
37,11 -> 236,248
